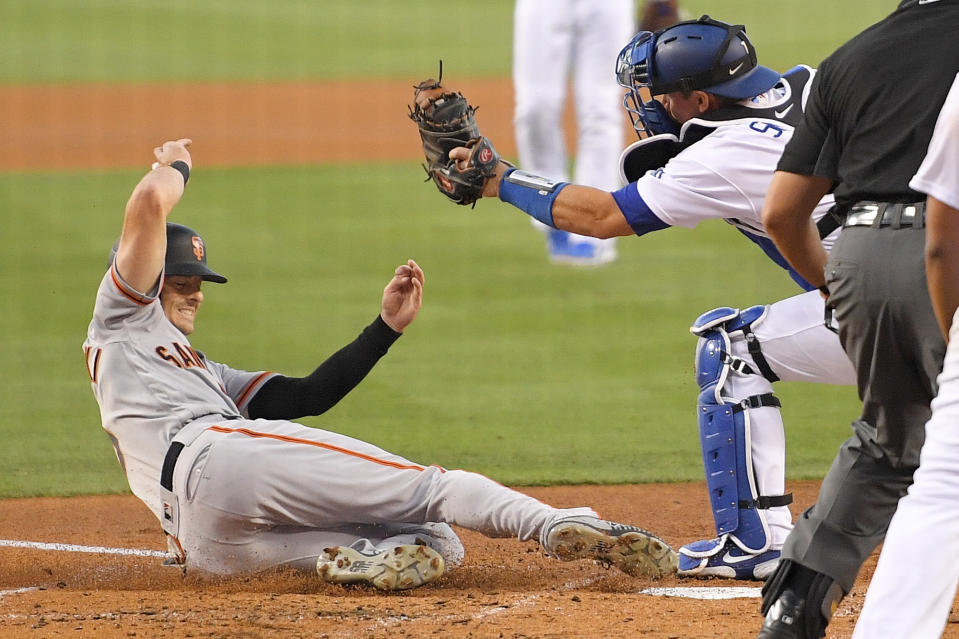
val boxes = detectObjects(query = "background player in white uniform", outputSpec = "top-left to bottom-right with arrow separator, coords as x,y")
452,16 -> 856,580
637,0 -> 682,32
851,72 -> 959,639
512,0 -> 634,265
82,138 -> 677,591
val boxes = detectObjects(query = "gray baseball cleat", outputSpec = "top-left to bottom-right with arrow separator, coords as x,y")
317,544 -> 445,591
543,516 -> 678,579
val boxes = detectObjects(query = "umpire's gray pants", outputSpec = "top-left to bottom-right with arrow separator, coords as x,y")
782,226 -> 946,592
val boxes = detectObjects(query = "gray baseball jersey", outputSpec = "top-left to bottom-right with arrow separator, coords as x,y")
83,265 -> 275,522
83,264 -> 592,575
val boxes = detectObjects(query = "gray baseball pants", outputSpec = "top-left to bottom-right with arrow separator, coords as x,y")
782,225 -> 946,592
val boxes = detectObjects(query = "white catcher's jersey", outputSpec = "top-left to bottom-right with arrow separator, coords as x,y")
616,67 -> 838,287
82,265 -> 276,520
637,124 -> 836,244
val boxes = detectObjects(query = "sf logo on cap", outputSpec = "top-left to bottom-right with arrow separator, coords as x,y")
191,236 -> 205,261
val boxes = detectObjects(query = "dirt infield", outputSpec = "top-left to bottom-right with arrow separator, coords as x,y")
0,482 -> 892,639
4,81 -> 958,637
0,79 -> 531,171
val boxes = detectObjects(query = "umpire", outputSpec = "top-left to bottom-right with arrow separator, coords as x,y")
757,1 -> 959,637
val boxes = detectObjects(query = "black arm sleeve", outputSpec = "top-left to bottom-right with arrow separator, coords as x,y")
246,315 -> 401,420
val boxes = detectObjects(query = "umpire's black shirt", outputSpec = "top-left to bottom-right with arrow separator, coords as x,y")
778,0 -> 959,207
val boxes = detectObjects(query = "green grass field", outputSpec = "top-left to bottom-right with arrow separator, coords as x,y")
0,0 -> 890,84
0,0 -> 891,497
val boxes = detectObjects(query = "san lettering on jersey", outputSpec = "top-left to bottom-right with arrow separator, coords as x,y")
155,342 -> 207,370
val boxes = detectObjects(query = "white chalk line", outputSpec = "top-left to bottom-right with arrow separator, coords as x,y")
374,577 -> 760,632
0,539 -> 168,609
640,586 -> 762,599
0,586 -> 41,597
0,538 -> 168,558
0,541 -> 760,604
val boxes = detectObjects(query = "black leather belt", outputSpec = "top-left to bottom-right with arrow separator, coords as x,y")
160,441 -> 185,491
816,205 -> 845,239
842,201 -> 926,229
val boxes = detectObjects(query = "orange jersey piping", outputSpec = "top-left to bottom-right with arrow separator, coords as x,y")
234,371 -> 275,409
205,425 -> 443,473
84,346 -> 102,383
110,265 -> 153,306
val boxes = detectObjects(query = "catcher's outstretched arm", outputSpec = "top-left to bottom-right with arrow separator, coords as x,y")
449,146 -> 631,239
548,185 -> 633,239
409,73 -> 631,231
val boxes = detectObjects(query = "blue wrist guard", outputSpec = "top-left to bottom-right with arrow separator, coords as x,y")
498,169 -> 568,227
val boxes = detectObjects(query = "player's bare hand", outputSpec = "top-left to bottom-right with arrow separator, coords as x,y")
153,138 -> 193,169
449,146 -> 507,198
380,259 -> 425,333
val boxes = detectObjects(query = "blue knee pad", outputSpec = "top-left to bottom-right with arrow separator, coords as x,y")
692,305 -> 791,552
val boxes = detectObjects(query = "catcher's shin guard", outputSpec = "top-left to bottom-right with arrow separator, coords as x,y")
759,559 -> 845,639
691,306 -> 792,553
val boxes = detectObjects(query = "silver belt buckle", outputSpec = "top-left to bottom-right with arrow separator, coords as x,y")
901,205 -> 917,226
845,204 -> 879,227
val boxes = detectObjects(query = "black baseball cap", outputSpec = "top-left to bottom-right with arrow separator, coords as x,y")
108,222 -> 227,284
164,222 -> 227,283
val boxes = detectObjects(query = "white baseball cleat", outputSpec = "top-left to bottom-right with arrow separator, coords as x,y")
317,544 -> 445,591
543,516 -> 678,579
678,535 -> 781,580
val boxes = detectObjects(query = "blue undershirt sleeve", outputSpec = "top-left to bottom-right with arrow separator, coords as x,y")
611,183 -> 671,236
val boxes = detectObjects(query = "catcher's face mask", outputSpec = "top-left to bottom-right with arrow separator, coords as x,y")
616,15 -> 780,139
616,30 -> 680,138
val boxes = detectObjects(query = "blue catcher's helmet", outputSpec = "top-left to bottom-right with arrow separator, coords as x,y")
616,15 -> 780,138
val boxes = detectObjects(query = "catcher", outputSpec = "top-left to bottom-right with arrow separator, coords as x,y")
411,17 -> 857,583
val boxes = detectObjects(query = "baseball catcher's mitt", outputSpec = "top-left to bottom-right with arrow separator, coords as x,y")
409,66 -> 505,206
